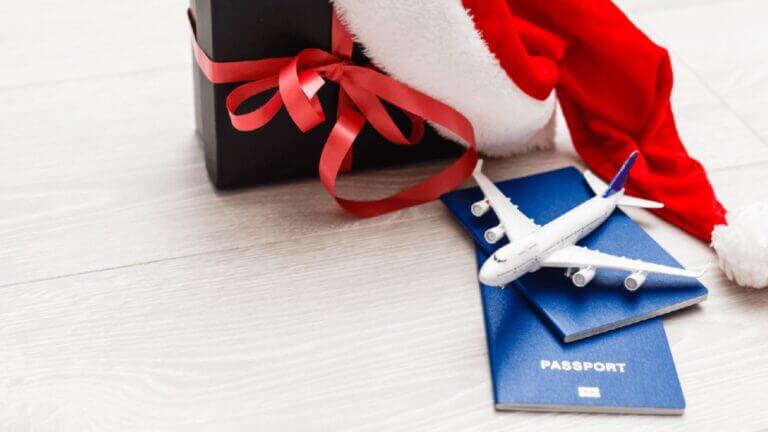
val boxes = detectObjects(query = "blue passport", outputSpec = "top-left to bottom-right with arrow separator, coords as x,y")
442,167 -> 708,342
477,248 -> 686,414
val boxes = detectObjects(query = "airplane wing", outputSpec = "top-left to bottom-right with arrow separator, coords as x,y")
473,161 -> 539,242
540,245 -> 703,278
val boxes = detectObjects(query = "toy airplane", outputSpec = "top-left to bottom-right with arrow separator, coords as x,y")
475,152 -> 702,291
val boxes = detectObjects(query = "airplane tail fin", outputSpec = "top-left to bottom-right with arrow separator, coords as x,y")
473,159 -> 484,175
602,151 -> 638,198
582,152 -> 664,208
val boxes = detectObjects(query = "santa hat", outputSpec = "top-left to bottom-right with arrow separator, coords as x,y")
332,0 -> 768,288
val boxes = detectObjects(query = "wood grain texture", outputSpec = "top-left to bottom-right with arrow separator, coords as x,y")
1,0 -> 768,430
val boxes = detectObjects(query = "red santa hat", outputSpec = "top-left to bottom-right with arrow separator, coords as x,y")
332,0 -> 768,288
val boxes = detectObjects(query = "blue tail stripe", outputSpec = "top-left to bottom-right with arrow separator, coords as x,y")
603,151 -> 638,198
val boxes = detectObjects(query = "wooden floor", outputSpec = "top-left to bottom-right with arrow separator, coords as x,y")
2,0 -> 768,430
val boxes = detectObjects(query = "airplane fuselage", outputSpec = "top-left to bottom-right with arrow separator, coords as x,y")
479,193 -> 621,287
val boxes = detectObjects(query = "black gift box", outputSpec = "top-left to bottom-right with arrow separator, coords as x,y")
190,0 -> 462,189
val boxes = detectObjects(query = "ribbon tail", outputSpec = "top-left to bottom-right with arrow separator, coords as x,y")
320,108 -> 478,217
319,107 -> 365,200
337,89 -> 355,173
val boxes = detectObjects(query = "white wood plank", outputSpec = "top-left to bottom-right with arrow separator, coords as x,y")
0,0 -> 190,88
615,0 -> 731,13
724,77 -> 768,143
630,0 -> 768,90
630,0 -> 768,144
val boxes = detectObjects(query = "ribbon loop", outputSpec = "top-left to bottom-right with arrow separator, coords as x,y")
189,9 -> 477,218
225,77 -> 282,131
279,55 -> 326,132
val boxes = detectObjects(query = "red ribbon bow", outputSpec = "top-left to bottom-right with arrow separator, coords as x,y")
191,10 -> 478,217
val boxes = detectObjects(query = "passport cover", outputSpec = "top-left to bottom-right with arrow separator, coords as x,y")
476,248 -> 685,414
442,167 -> 708,342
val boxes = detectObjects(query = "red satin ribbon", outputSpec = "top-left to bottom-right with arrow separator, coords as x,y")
190,10 -> 478,217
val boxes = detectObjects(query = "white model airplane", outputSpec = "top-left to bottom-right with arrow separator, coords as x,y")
474,152 -> 702,291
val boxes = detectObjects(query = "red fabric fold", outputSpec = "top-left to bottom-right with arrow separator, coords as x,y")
463,0 -> 726,241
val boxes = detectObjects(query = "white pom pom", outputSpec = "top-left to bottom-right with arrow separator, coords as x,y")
711,203 -> 768,288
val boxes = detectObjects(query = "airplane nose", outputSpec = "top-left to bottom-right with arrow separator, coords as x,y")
478,262 -> 497,286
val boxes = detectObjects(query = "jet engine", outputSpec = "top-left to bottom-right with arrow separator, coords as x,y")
624,271 -> 647,292
471,199 -> 490,217
484,224 -> 505,244
571,266 -> 596,288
